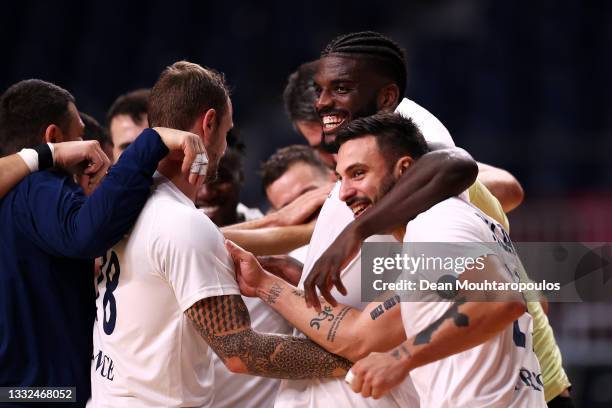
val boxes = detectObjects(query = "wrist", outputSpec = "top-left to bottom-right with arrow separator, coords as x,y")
256,273 -> 286,306
17,143 -> 55,173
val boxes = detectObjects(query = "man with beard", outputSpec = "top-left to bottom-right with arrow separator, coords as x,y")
303,32 -> 571,408
0,78 -> 207,407
226,112 -> 547,407
89,61 -> 351,407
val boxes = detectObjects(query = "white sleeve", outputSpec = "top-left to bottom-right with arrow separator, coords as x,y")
395,98 -> 455,147
150,208 -> 240,312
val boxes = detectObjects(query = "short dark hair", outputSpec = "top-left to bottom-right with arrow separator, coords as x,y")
336,112 -> 429,163
283,61 -> 319,123
322,31 -> 408,98
261,145 -> 329,191
0,79 -> 75,156
80,112 -> 111,148
148,61 -> 230,130
106,88 -> 150,127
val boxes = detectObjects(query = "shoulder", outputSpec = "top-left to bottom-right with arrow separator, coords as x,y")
405,197 -> 490,243
150,196 -> 222,249
395,98 -> 455,147
10,170 -> 82,206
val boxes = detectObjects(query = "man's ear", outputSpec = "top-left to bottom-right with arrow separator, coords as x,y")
394,155 -> 414,178
377,83 -> 400,112
43,124 -> 63,144
201,108 -> 217,142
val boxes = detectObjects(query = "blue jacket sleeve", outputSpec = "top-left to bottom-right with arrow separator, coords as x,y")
15,128 -> 169,258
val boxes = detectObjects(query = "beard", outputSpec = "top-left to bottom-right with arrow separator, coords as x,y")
203,153 -> 219,184
375,171 -> 397,203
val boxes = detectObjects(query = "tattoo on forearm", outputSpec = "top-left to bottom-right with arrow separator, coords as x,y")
370,295 -> 401,320
186,295 -> 351,379
291,289 -> 305,298
326,306 -> 351,342
264,282 -> 283,305
390,344 -> 412,361
413,298 -> 469,345
310,306 -> 335,330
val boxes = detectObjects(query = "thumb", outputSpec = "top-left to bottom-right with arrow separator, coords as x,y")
225,239 -> 247,260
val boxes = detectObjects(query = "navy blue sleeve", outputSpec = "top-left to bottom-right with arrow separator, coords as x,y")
14,128 -> 169,258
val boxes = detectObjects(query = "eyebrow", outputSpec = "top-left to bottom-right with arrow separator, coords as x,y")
338,162 -> 367,177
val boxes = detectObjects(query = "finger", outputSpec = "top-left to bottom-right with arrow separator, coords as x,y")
181,143 -> 197,175
195,173 -> 205,186
361,377 -> 373,398
371,387 -> 383,400
318,273 -> 337,307
331,269 -> 348,296
303,276 -> 320,310
88,151 -> 111,187
185,137 -> 207,180
350,370 -> 364,393
188,171 -> 198,185
225,239 -> 242,257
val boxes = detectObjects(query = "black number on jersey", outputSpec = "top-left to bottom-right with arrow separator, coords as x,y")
519,368 -> 543,391
98,251 -> 121,335
513,320 -> 526,348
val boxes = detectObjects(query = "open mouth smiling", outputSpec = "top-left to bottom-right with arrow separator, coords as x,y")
349,201 -> 371,218
322,113 -> 348,133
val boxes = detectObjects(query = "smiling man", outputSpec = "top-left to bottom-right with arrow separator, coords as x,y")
302,31 -> 527,306
227,113 -> 546,408
89,61 -> 351,408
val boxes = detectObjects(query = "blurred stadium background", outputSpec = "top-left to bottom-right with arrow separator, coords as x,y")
1,0 -> 610,406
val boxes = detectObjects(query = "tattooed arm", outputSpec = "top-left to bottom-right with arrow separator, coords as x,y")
226,240 -> 406,362
348,255 -> 527,399
185,294 -> 351,379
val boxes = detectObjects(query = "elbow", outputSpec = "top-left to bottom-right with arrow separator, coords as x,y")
443,153 -> 478,195
335,344 -> 364,363
336,331 -> 375,362
503,180 -> 524,212
501,300 -> 527,322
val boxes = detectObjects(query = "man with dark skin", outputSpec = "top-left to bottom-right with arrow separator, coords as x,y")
301,31 -> 482,309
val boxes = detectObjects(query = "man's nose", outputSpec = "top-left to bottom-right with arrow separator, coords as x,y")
315,89 -> 333,113
339,180 -> 355,203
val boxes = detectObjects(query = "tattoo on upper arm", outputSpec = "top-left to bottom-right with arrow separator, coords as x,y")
370,295 -> 401,320
186,295 -> 351,379
413,298 -> 469,345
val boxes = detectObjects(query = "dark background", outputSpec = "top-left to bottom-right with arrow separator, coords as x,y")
1,0 -> 611,405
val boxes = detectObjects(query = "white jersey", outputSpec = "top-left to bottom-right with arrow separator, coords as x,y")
89,173 -> 240,408
401,197 -> 546,408
276,98 -> 457,408
276,184 -> 418,408
211,205 -> 293,408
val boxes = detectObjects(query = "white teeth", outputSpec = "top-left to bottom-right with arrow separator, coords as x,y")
201,206 -> 219,213
351,203 -> 368,215
323,115 -> 343,125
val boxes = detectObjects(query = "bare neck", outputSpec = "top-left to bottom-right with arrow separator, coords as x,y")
157,157 -> 198,203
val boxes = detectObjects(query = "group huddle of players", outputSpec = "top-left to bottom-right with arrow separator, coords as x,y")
0,31 -> 573,407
